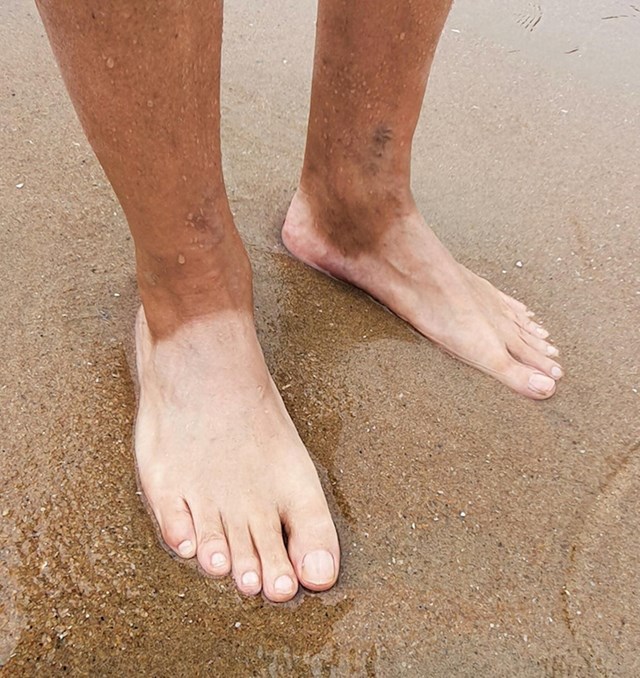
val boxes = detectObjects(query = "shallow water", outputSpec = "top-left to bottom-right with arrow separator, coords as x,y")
2,0 -> 639,674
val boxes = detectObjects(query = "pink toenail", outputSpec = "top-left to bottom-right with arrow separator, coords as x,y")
241,571 -> 259,587
551,366 -> 563,379
529,373 -> 555,393
178,540 -> 193,557
274,575 -> 295,595
546,345 -> 559,357
301,550 -> 335,585
210,552 -> 227,569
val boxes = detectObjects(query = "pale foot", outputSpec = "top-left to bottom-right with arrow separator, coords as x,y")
282,189 -> 563,400
134,307 -> 340,601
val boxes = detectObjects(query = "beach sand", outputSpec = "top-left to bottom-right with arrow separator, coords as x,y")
1,0 -> 639,674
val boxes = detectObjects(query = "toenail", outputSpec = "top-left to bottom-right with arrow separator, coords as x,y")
274,575 -> 295,595
301,550 -> 335,585
529,373 -> 555,394
241,571 -> 260,587
546,345 -> 559,357
536,327 -> 549,338
551,366 -> 563,379
178,540 -> 194,557
210,552 -> 227,569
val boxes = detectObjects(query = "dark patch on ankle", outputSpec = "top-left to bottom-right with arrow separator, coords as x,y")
185,208 -> 209,232
144,270 -> 160,287
372,124 -> 393,157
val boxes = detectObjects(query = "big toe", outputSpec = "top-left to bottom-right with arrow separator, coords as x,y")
299,549 -> 337,590
285,499 -> 340,592
500,355 -> 558,400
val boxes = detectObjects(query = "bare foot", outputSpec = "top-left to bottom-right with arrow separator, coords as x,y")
283,189 -> 562,399
134,307 -> 340,601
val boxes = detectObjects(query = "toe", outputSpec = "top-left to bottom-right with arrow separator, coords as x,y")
492,352 -> 558,399
517,316 -> 550,340
152,495 -> 197,559
508,337 -> 563,381
519,329 -> 560,358
499,290 -> 530,316
226,523 -> 262,596
250,516 -> 299,602
284,499 -> 340,592
190,504 -> 231,576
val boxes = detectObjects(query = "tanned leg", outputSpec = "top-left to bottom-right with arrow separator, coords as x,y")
36,0 -> 339,602
283,0 -> 563,399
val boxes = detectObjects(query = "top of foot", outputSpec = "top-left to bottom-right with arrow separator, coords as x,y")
135,308 -> 340,602
283,189 -> 563,400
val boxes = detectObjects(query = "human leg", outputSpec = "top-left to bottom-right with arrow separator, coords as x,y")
283,0 -> 562,399
36,0 -> 339,601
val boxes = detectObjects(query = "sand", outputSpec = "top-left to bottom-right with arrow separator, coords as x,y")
2,0 -> 639,674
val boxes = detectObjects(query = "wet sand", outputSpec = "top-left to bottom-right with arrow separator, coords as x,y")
2,0 -> 639,674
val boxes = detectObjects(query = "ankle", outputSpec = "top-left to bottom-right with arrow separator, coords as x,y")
290,167 -> 416,262
299,162 -> 413,219
137,238 -> 254,339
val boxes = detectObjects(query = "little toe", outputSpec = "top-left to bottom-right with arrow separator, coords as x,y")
285,501 -> 340,592
499,290 -> 529,315
250,517 -> 299,602
509,337 -> 563,381
191,507 -> 231,576
153,496 -> 197,559
227,524 -> 262,596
